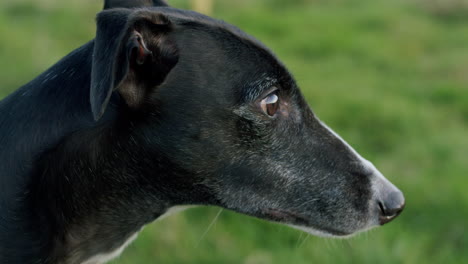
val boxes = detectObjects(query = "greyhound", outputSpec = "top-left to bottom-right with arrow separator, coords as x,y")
0,0 -> 405,263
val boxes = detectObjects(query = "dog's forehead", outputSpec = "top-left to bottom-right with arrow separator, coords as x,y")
152,7 -> 251,38
150,7 -> 283,62
148,7 -> 297,99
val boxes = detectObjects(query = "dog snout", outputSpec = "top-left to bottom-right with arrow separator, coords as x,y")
377,190 -> 405,225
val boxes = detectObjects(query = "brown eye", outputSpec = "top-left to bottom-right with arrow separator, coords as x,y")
260,93 -> 279,116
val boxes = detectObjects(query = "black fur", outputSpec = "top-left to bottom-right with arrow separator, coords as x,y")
0,2 -> 404,264
104,0 -> 169,9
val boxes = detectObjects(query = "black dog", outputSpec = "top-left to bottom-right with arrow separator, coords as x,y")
0,0 -> 405,263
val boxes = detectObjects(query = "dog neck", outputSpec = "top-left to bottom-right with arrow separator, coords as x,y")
29,118 -> 212,263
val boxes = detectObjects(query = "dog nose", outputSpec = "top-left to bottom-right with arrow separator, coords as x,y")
378,190 -> 405,225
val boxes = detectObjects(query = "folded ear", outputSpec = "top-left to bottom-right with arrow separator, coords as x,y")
91,10 -> 178,121
104,0 -> 169,9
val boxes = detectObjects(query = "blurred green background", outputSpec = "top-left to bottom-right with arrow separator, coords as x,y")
1,0 -> 467,263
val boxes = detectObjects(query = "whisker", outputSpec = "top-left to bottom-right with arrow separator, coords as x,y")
195,208 -> 223,248
295,231 -> 304,249
295,233 -> 310,251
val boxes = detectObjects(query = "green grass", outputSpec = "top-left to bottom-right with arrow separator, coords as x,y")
1,0 -> 467,263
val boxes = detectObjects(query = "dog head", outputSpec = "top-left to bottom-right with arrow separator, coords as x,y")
90,7 -> 404,237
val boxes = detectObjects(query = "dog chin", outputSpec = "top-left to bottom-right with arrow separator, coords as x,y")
287,224 -> 376,239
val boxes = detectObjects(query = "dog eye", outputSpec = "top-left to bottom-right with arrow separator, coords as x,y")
260,92 -> 279,116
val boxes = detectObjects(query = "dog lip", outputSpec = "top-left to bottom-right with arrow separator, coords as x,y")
262,208 -> 350,236
263,208 -> 308,223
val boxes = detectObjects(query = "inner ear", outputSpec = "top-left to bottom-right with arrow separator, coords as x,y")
91,11 -> 178,120
129,31 -> 153,66
117,17 -> 178,109
117,30 -> 153,107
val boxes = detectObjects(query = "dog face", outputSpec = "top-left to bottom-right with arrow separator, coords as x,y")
91,7 -> 404,237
